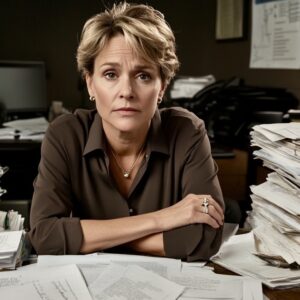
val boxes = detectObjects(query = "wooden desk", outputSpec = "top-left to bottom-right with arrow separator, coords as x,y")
215,149 -> 248,202
212,259 -> 300,299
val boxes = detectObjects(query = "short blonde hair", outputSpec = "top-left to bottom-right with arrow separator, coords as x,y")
76,1 -> 179,85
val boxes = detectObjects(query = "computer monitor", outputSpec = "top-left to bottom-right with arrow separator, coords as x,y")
0,60 -> 48,121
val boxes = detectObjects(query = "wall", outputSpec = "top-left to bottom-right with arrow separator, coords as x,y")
0,0 -> 299,110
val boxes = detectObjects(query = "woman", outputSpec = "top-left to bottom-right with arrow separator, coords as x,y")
29,2 -> 224,261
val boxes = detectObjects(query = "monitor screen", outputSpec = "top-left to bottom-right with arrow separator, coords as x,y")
0,60 -> 48,119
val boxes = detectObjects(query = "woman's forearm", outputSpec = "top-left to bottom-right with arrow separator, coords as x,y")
80,193 -> 223,254
79,213 -> 161,253
126,233 -> 165,256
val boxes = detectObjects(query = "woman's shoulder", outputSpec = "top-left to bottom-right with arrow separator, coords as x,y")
46,108 -> 97,141
49,109 -> 96,129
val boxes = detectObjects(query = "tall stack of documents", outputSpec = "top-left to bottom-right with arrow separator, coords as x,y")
212,231 -> 300,289
246,122 -> 300,268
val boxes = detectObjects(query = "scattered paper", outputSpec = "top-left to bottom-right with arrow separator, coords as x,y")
89,263 -> 184,300
0,264 -> 92,300
37,252 -> 262,299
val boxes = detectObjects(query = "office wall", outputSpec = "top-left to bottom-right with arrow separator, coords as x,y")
0,0 -> 299,109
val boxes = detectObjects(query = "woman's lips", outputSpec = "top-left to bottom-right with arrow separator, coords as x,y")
114,107 -> 139,115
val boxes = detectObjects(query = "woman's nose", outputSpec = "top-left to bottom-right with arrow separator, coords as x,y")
119,77 -> 134,99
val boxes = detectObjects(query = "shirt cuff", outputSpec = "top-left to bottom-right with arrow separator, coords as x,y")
163,224 -> 222,261
63,217 -> 83,254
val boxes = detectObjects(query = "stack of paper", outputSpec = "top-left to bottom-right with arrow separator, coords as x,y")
246,122 -> 300,267
0,210 -> 24,231
0,117 -> 49,141
212,231 -> 300,289
0,230 -> 24,270
0,207 -> 25,269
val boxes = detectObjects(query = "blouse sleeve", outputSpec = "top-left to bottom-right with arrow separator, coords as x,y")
163,119 -> 225,261
28,121 -> 83,255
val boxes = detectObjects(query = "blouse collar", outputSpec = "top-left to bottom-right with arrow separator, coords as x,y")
83,109 -> 169,157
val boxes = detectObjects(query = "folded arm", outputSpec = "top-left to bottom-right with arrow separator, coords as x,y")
80,193 -> 223,258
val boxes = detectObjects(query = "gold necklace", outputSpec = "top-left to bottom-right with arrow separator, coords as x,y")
110,145 -> 145,179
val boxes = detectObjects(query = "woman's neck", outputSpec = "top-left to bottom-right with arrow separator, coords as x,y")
104,125 -> 149,196
103,125 -> 149,156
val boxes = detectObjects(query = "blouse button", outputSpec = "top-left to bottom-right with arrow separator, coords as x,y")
129,208 -> 134,215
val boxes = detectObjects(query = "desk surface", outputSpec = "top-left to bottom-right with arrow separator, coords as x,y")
5,252 -> 300,299
212,263 -> 300,300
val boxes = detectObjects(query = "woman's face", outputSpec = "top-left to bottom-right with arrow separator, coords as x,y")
86,34 -> 165,135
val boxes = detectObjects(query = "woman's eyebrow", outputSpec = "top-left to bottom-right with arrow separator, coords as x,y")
97,62 -> 156,71
133,64 -> 156,71
98,62 -> 120,68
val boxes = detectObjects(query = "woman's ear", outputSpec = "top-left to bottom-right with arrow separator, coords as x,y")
85,73 -> 93,96
159,82 -> 167,99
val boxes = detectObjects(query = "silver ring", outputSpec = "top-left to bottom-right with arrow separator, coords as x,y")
202,197 -> 209,208
202,197 -> 209,214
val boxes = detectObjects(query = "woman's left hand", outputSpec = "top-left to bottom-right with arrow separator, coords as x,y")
152,193 -> 224,232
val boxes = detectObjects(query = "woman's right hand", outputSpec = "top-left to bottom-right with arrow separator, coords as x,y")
153,193 -> 224,232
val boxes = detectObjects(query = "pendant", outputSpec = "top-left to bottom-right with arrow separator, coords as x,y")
123,172 -> 130,178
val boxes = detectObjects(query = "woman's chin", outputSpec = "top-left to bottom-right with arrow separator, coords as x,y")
115,119 -> 149,132
114,123 -> 142,133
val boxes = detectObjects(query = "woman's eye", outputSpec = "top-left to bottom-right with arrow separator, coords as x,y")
138,73 -> 151,81
104,72 -> 117,80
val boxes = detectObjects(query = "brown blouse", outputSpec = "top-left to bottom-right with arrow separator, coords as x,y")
29,107 -> 224,261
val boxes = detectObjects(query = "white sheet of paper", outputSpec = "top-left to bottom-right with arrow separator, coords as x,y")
251,181 -> 300,216
254,148 -> 300,179
96,252 -> 182,272
243,277 -> 263,300
251,194 -> 300,232
89,263 -> 184,300
37,253 -> 103,266
38,252 -> 181,277
0,230 -> 22,253
168,271 -> 243,299
3,117 -> 49,133
0,264 -> 92,300
77,263 -> 109,286
250,0 -> 300,69
0,278 -> 90,300
255,123 -> 300,140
